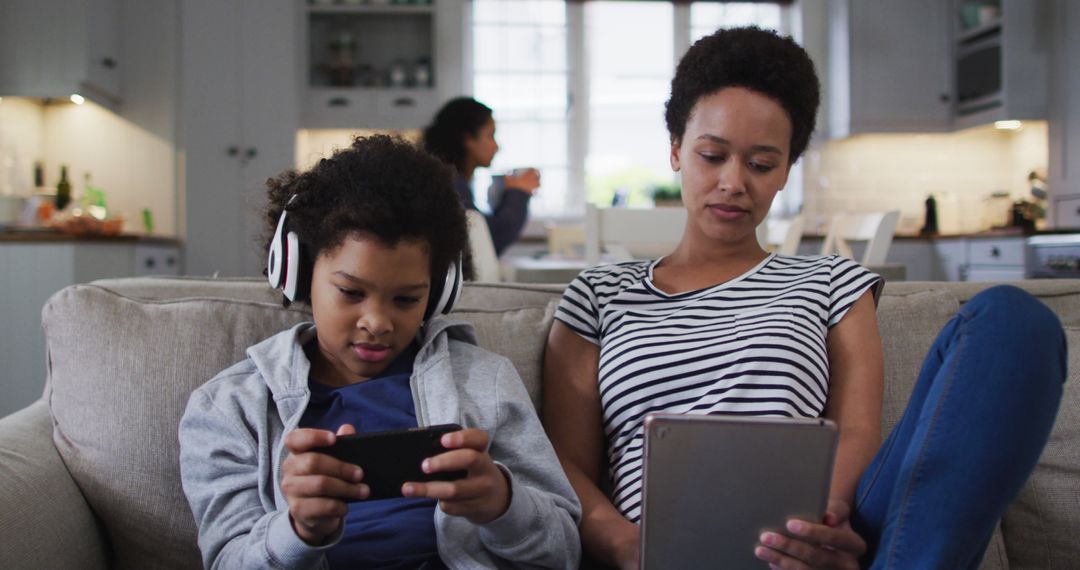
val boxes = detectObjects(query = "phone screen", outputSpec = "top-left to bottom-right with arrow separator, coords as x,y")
322,423 -> 467,500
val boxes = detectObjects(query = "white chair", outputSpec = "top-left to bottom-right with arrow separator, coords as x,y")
584,204 -> 686,265
820,210 -> 900,266
465,210 -> 502,281
756,215 -> 806,256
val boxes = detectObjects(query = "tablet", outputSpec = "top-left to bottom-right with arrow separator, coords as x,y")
639,413 -> 838,570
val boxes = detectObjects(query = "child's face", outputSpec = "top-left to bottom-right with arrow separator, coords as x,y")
307,234 -> 431,387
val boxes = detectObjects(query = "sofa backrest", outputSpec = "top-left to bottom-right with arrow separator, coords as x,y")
40,277 -> 1080,569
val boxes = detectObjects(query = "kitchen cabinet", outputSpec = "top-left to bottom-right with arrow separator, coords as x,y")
301,0 -> 466,130
0,0 -> 121,107
1048,0 -> 1080,225
181,0 -> 300,277
951,0 -> 1050,130
0,239 -> 181,419
824,0 -> 952,138
933,238 -> 969,282
965,236 -> 1029,281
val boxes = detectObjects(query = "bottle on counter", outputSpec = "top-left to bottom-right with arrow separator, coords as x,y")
920,194 -> 939,236
56,165 -> 71,211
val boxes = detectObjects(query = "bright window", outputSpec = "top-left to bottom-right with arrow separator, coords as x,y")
471,0 -> 793,219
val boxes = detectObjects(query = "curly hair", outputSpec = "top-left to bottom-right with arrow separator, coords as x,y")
665,26 -> 820,164
263,135 -> 470,304
422,97 -> 493,172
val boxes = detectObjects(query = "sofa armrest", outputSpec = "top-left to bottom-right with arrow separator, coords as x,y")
0,399 -> 109,570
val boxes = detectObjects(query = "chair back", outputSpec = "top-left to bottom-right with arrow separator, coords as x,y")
465,210 -> 501,281
757,215 -> 806,256
584,204 -> 686,265
820,211 -> 900,266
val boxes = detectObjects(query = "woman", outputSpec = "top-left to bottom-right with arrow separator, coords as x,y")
543,26 -> 1066,569
423,97 -> 540,256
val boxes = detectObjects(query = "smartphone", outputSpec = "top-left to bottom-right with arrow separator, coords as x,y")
322,423 -> 467,500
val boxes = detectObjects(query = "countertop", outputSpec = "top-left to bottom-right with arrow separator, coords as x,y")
0,228 -> 180,245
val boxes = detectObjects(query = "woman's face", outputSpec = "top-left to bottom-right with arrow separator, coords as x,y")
308,234 -> 431,387
464,117 -> 499,168
670,87 -> 792,247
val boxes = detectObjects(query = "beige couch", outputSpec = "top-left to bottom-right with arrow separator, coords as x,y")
0,277 -> 1076,570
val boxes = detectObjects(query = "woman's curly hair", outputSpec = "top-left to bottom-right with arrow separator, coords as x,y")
422,97 -> 493,172
263,135 -> 470,303
664,26 -> 820,164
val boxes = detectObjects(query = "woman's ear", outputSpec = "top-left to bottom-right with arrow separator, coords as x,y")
670,136 -> 682,172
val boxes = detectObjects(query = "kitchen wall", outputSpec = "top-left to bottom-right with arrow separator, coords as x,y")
0,97 -> 177,237
295,128 -> 422,171
800,121 -> 1048,235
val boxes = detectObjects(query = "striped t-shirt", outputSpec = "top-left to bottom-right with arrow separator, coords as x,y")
554,254 -> 881,522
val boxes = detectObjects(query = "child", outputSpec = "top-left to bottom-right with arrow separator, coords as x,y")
179,135 -> 581,569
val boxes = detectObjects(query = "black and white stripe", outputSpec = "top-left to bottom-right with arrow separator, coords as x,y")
554,254 -> 881,522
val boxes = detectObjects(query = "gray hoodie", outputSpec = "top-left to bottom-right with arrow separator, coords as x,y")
179,318 -> 581,570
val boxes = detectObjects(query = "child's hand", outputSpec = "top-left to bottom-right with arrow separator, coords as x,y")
401,428 -> 511,524
280,424 -> 369,545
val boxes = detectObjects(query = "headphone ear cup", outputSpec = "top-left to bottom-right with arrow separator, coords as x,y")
267,210 -> 289,289
425,255 -> 463,320
281,231 -> 302,302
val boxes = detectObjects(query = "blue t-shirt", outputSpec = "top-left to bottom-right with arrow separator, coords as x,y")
300,342 -> 446,570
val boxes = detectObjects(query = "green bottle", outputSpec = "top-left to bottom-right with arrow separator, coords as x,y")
56,166 -> 72,211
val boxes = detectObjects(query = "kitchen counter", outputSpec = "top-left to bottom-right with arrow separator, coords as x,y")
0,229 -> 179,245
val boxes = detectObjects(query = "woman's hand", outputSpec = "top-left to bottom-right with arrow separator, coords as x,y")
753,499 -> 866,569
610,521 -> 642,570
280,424 -> 369,545
504,168 -> 541,195
401,428 -> 511,524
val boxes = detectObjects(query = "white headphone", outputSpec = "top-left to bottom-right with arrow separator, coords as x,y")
267,195 -> 463,319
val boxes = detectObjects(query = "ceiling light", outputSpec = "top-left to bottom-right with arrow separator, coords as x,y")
995,120 -> 1022,130
70,94 -> 85,105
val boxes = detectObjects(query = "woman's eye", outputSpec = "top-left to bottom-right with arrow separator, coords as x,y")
750,161 -> 776,173
699,153 -> 725,164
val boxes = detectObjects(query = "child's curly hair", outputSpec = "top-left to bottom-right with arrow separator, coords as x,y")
263,135 -> 470,303
665,26 -> 820,164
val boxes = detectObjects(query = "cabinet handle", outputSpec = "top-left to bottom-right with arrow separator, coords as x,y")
990,247 -> 1001,258
939,93 -> 950,103
245,147 -> 258,160
392,97 -> 416,108
101,57 -> 117,69
145,257 -> 156,268
166,256 -> 176,267
226,146 -> 240,157
328,97 -> 350,107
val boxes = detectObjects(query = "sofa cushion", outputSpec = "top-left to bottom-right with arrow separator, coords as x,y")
874,289 -> 961,433
1000,326 -> 1080,570
43,284 -> 312,570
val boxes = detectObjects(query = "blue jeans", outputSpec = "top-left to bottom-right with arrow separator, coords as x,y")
851,285 -> 1067,569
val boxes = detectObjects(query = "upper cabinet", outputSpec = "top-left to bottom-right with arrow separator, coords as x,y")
822,0 -> 1050,138
301,0 -> 466,130
825,0 -> 952,138
1047,0 -> 1080,225
952,0 -> 1050,130
0,0 -> 121,107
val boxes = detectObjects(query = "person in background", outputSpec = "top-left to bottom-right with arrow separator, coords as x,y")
543,26 -> 1065,570
179,135 -> 580,570
423,97 -> 540,256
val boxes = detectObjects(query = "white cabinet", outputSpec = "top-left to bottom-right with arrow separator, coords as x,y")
181,0 -> 300,277
965,236 -> 1028,281
0,240 -> 180,419
951,0 -> 1050,130
825,0 -> 952,137
1048,0 -> 1080,225
0,0 -> 121,107
932,238 -> 969,282
300,0 -> 466,130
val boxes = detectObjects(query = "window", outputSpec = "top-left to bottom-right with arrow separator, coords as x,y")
471,0 -> 792,220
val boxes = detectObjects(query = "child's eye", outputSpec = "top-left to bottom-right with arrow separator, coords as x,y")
396,296 -> 421,306
337,287 -> 363,299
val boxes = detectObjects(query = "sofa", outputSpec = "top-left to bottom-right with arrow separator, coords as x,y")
0,277 -> 1076,570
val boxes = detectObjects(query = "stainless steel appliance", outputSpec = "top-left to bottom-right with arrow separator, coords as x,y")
1027,235 -> 1080,278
